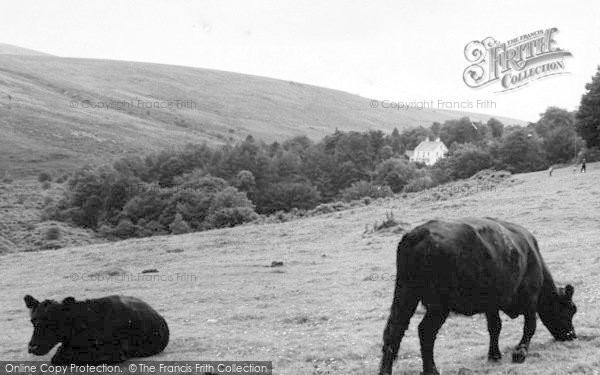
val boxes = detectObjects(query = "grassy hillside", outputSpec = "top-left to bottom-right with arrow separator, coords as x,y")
0,43 -> 53,56
0,50 -> 525,177
1,163 -> 598,374
0,178 -> 99,254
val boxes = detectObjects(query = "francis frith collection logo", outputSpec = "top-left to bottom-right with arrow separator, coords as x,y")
463,28 -> 572,92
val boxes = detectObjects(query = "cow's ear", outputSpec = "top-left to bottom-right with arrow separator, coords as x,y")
24,295 -> 39,309
62,297 -> 76,305
565,284 -> 574,300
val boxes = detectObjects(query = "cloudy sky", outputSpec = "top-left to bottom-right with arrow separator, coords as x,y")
1,0 -> 599,122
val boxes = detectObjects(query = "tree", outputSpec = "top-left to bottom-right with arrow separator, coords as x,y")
380,145 -> 394,160
341,180 -> 393,202
444,144 -> 494,180
535,107 -> 575,138
257,182 -> 321,214
487,118 -> 504,138
430,122 -> 441,137
234,170 -> 256,192
576,66 -> 600,148
496,130 -> 547,173
157,157 -> 185,187
388,128 -> 404,154
535,107 -> 580,164
543,127 -> 583,164
205,187 -> 257,228
399,126 -> 430,150
374,158 -> 419,193
169,213 -> 191,235
439,117 -> 479,146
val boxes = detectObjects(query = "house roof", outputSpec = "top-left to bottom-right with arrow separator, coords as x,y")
414,140 -> 447,152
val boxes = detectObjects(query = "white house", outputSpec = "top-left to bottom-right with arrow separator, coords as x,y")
409,137 -> 448,166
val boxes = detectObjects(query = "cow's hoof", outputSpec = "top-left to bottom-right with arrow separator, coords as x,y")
488,352 -> 502,361
511,347 -> 527,363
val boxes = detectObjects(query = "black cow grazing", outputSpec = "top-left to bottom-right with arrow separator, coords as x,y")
24,295 -> 169,364
379,217 -> 577,375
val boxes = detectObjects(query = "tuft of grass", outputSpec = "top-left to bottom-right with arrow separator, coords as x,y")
374,211 -> 398,231
38,172 -> 52,183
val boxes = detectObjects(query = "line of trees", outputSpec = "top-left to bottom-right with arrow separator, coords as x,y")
46,66 -> 600,240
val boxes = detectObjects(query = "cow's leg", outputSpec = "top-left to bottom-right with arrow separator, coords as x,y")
512,310 -> 537,363
378,285 -> 419,375
418,306 -> 449,375
486,310 -> 502,361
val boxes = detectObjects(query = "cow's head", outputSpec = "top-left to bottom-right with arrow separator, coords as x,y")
24,295 -> 77,355
540,284 -> 577,341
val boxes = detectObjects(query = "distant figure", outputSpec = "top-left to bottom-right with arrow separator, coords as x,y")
548,166 -> 554,176
581,158 -> 586,173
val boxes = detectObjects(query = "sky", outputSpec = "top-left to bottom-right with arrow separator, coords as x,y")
1,0 -> 600,123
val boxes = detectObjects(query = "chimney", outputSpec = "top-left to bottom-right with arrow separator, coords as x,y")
435,137 -> 441,142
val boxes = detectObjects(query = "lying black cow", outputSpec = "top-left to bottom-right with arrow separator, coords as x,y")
379,217 -> 577,375
25,295 -> 169,364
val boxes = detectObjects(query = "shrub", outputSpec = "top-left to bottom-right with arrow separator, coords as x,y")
113,218 -> 137,239
122,185 -> 167,224
97,224 -> 114,238
55,174 -> 69,183
43,196 -> 54,207
169,213 -> 191,235
429,158 -> 453,185
62,166 -> 115,228
403,176 -> 435,193
374,211 -> 399,231
156,175 -> 239,229
582,147 -> 600,162
234,170 -> 256,191
445,143 -> 494,180
258,182 -> 321,214
496,130 -> 547,173
38,172 -> 53,183
2,177 -> 12,184
375,158 -> 419,193
311,201 -> 350,215
16,194 -> 26,204
41,181 -> 51,189
136,220 -> 168,237
205,187 -> 257,228
210,187 -> 254,209
44,226 -> 62,241
206,207 -> 258,229
341,180 -> 393,202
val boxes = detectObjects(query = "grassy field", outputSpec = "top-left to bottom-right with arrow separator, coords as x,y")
1,164 -> 599,375
0,48 -> 525,177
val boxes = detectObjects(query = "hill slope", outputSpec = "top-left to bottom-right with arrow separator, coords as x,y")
1,164 -> 598,374
0,43 -> 53,56
0,53 -> 525,176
